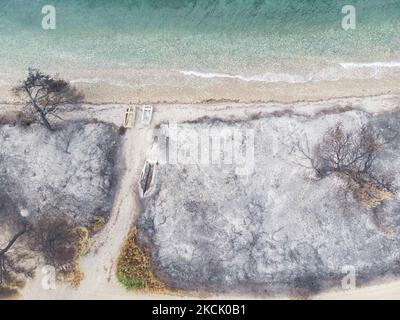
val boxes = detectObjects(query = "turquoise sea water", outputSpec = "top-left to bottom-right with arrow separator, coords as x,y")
0,0 -> 399,86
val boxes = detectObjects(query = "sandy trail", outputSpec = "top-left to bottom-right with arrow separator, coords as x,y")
72,125 -> 149,298
2,94 -> 399,299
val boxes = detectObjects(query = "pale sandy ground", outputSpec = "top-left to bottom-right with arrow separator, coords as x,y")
2,74 -> 400,105
2,94 -> 400,300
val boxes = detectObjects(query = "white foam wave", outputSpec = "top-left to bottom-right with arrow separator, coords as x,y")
340,61 -> 400,69
180,70 -> 309,83
180,61 -> 400,84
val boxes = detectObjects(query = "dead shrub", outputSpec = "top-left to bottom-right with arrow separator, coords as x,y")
118,126 -> 127,136
0,285 -> 19,299
31,216 -> 90,287
315,105 -> 354,116
0,111 -> 34,126
87,216 -> 106,235
270,109 -> 294,117
350,181 -> 393,209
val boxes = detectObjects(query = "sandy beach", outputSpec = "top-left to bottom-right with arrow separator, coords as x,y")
2,73 -> 400,105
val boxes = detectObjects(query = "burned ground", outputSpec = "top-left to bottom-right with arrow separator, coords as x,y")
0,120 -> 122,291
137,110 -> 400,296
0,121 -> 122,226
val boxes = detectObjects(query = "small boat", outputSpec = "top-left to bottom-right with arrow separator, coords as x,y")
123,105 -> 136,128
139,161 -> 154,197
141,105 -> 153,125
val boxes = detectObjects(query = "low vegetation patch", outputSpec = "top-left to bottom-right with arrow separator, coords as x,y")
31,216 -> 90,287
315,105 -> 355,116
0,271 -> 27,298
116,227 -> 165,291
87,216 -> 106,235
0,285 -> 19,299
0,111 -> 34,126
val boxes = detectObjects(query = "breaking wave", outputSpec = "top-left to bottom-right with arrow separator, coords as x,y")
180,61 -> 400,84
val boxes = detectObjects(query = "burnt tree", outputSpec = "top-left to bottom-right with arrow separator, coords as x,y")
13,69 -> 84,131
0,224 -> 27,284
296,122 -> 397,209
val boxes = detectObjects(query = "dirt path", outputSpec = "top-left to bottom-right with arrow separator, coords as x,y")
74,125 -> 149,297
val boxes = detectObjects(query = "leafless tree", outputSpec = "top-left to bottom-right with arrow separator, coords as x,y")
296,122 -> 397,209
13,69 -> 84,131
0,223 -> 27,285
1,214 -> 86,287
